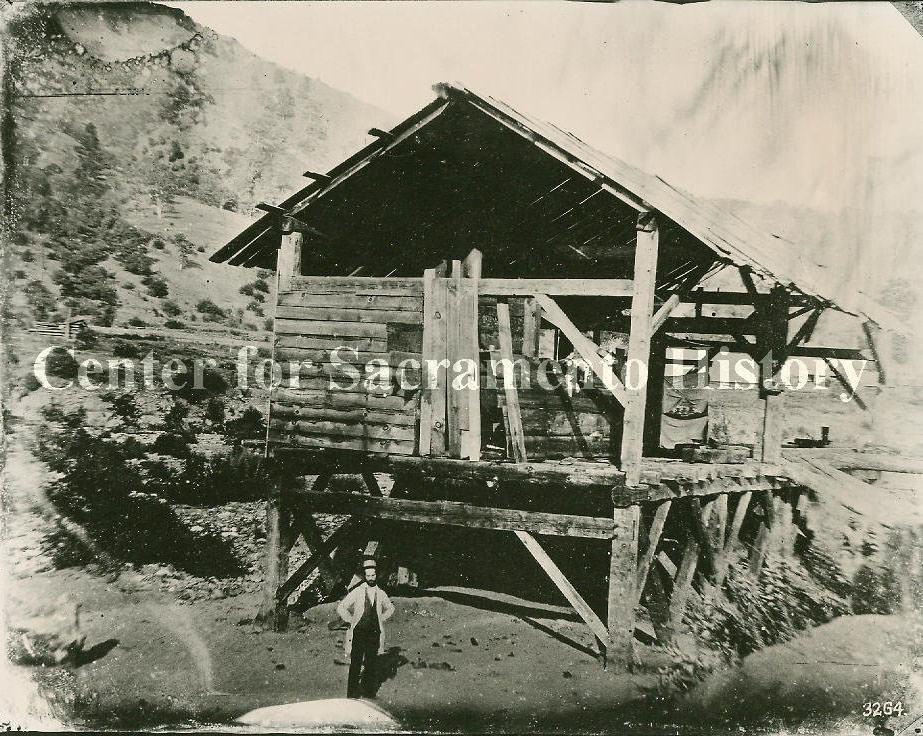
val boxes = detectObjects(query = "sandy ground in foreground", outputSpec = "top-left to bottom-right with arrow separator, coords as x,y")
2,430 -> 921,733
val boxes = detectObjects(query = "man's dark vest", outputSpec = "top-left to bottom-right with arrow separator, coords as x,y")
355,587 -> 380,635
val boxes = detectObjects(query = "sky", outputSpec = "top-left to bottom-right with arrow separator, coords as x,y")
167,1 -> 923,220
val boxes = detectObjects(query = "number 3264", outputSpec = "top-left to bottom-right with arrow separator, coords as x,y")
863,701 -> 904,717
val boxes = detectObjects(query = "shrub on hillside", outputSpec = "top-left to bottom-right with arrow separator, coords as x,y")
196,298 -> 225,318
205,397 -> 225,427
156,449 -> 268,505
74,328 -> 98,350
24,280 -> 56,320
161,299 -> 182,317
143,275 -> 169,298
224,406 -> 266,444
127,316 -> 148,328
164,319 -> 185,329
164,399 -> 190,433
112,339 -> 140,358
43,348 -> 79,382
252,278 -> 269,294
108,392 -> 141,425
151,432 -> 192,458
43,426 -> 242,575
170,361 -> 228,403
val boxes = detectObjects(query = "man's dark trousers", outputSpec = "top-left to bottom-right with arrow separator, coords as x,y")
347,593 -> 380,698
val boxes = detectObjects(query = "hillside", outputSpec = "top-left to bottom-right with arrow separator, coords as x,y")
3,2 -> 392,335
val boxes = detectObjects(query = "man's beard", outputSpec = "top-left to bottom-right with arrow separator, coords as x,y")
366,579 -> 378,587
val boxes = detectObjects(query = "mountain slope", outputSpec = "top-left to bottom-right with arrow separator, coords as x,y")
4,2 -> 393,332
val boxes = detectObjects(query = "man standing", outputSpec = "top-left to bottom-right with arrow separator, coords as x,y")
336,558 -> 395,698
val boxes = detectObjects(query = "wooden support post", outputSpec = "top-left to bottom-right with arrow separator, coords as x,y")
748,491 -> 774,574
634,500 -> 671,607
643,334 -> 666,455
461,249 -> 482,460
277,224 -> 303,280
621,212 -> 659,486
772,492 -> 795,557
685,498 -> 718,579
522,297 -> 542,357
259,472 -> 289,630
419,269 -> 437,455
428,272 -> 449,455
607,505 -> 640,663
515,531 -> 613,652
713,491 -> 751,586
665,498 -> 714,638
497,303 -> 528,463
447,261 -> 464,458
713,494 -> 728,548
757,285 -> 789,464
277,521 -> 357,602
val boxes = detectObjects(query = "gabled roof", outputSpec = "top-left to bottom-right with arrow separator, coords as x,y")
211,82 -> 895,328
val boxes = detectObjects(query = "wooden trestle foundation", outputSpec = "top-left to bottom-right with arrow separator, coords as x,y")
256,445 -> 802,667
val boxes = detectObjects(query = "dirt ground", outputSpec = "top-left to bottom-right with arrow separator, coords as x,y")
2,422 -> 921,733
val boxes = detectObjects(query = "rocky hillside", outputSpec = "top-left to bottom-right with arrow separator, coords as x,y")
3,2 -> 391,333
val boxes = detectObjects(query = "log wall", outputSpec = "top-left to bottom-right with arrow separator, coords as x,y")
268,277 -> 424,455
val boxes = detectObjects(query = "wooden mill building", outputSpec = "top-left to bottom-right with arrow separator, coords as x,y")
211,83 -> 892,664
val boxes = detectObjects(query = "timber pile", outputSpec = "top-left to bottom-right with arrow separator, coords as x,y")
268,277 -> 424,455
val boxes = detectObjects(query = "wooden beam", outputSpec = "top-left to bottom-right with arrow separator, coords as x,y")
258,474 -> 288,630
665,498 -> 714,636
684,291 -> 775,306
620,212 -> 660,486
634,500 -> 671,605
823,358 -> 869,412
748,523 -> 770,575
302,170 -> 330,181
496,303 -> 528,462
608,505 -> 640,660
291,502 -> 340,596
650,294 -> 680,335
515,531 -> 613,649
522,297 -> 542,357
784,449 -> 923,474
760,391 -> 785,464
713,490 -> 751,587
478,278 -> 634,297
284,276 -> 424,294
446,261 -> 465,458
862,321 -> 888,385
685,498 -> 718,578
664,316 -> 755,334
276,521 -> 356,602
535,294 -> 628,406
299,491 -> 616,539
786,308 -> 823,353
461,250 -> 482,460
643,334 -> 666,454
418,269 -> 437,455
429,273 -> 450,454
361,471 -> 383,497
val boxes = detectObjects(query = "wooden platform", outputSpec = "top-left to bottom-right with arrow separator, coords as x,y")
268,444 -> 794,505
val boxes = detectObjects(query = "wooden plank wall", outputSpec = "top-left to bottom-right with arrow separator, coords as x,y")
269,277 -> 424,455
